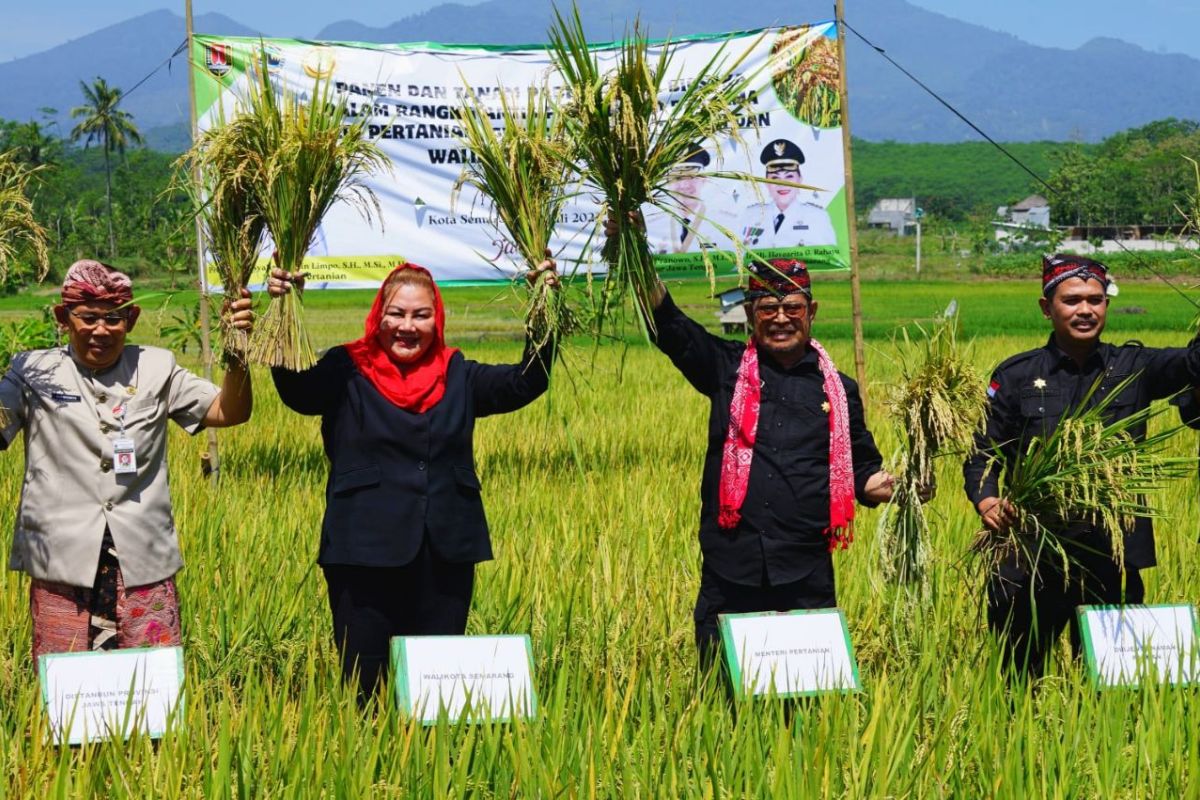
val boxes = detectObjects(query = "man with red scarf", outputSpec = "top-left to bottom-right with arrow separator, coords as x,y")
647,259 -> 895,661
964,254 -> 1200,677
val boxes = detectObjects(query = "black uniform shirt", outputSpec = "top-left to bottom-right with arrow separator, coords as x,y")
651,293 -> 883,587
963,334 -> 1200,569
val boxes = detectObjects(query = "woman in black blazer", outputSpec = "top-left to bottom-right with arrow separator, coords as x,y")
268,262 -> 556,700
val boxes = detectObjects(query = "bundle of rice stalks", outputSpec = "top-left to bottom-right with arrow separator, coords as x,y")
174,124 -> 267,359
972,374 -> 1196,579
224,52 -> 388,370
0,149 -> 49,283
878,303 -> 985,588
454,82 -> 576,350
546,5 -> 763,335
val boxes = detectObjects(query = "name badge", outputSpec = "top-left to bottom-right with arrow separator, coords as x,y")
112,437 -> 138,474
50,392 -> 81,403
792,223 -> 809,230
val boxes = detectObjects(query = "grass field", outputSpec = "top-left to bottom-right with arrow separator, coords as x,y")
2,275 -> 1200,797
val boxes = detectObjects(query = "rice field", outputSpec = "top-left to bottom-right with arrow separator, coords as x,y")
2,276 -> 1200,798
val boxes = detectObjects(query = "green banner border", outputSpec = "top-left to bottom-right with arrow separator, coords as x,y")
193,21 -> 834,58
718,608 -> 860,701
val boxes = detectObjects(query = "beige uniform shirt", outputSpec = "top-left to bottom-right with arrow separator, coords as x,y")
0,345 -> 218,588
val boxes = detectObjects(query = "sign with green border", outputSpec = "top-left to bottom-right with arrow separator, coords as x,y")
391,634 -> 537,724
1077,604 -> 1200,689
719,608 -> 860,700
38,646 -> 185,745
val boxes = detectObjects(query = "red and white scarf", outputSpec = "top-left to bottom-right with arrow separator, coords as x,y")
716,338 -> 856,551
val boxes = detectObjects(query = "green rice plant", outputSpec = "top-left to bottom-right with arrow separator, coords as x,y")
2,281 -> 1200,796
878,302 -> 984,588
227,50 -> 389,370
453,82 -> 577,350
0,149 -> 49,282
973,373 -> 1196,579
546,5 -> 768,336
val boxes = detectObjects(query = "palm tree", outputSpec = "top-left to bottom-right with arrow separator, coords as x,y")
70,77 -> 142,257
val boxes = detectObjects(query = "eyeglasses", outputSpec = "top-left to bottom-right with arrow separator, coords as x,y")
754,301 -> 810,320
68,310 -> 130,328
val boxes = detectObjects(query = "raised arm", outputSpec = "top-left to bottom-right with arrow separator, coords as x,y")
202,289 -> 254,428
649,289 -> 729,397
271,349 -> 351,416
469,337 -> 556,418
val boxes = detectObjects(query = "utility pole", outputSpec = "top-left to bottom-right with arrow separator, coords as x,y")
914,202 -> 924,276
186,0 -> 221,484
835,0 -> 869,406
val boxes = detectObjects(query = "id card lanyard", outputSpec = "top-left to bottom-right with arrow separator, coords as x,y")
110,402 -> 137,474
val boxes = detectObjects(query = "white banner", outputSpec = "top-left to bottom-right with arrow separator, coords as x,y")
191,25 -> 850,288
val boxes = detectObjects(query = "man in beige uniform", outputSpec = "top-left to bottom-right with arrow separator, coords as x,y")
0,260 -> 254,662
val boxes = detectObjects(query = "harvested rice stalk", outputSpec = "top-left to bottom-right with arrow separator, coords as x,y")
878,303 -> 984,587
454,81 -> 576,349
0,150 -> 49,283
546,6 -> 769,336
972,374 -> 1195,580
228,51 -> 389,370
174,121 -> 267,360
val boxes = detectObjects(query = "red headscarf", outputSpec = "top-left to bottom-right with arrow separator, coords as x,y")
344,263 -> 459,413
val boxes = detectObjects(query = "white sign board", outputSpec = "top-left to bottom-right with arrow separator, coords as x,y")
39,646 -> 184,745
1078,604 -> 1200,688
719,609 -> 860,699
391,635 -> 536,724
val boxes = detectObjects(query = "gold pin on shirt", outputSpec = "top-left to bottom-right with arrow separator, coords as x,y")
821,400 -> 831,413
1033,378 -> 1047,389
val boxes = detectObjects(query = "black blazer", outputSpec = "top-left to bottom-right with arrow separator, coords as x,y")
272,341 -> 552,567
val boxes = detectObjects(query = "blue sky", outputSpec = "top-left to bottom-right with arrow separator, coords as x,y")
2,0 -> 1197,62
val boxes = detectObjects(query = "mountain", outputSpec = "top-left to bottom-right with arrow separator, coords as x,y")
2,1 -> 1199,147
318,0 -> 1200,143
0,10 -> 258,136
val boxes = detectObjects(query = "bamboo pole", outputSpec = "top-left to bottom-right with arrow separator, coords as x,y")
835,0 -> 869,407
185,0 -> 221,483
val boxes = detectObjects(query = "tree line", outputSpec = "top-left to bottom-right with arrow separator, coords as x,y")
0,74 -> 1197,291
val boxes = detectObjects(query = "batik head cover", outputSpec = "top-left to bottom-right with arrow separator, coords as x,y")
1042,254 -> 1110,297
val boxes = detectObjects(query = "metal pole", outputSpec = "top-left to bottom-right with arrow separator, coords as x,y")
835,0 -> 869,406
186,0 -> 221,483
915,217 -> 922,275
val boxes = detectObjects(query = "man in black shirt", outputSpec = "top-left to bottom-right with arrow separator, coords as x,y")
963,254 -> 1200,677
647,259 -> 896,660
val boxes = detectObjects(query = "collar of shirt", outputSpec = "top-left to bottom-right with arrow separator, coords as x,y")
1042,334 -> 1111,373
754,342 -> 820,375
